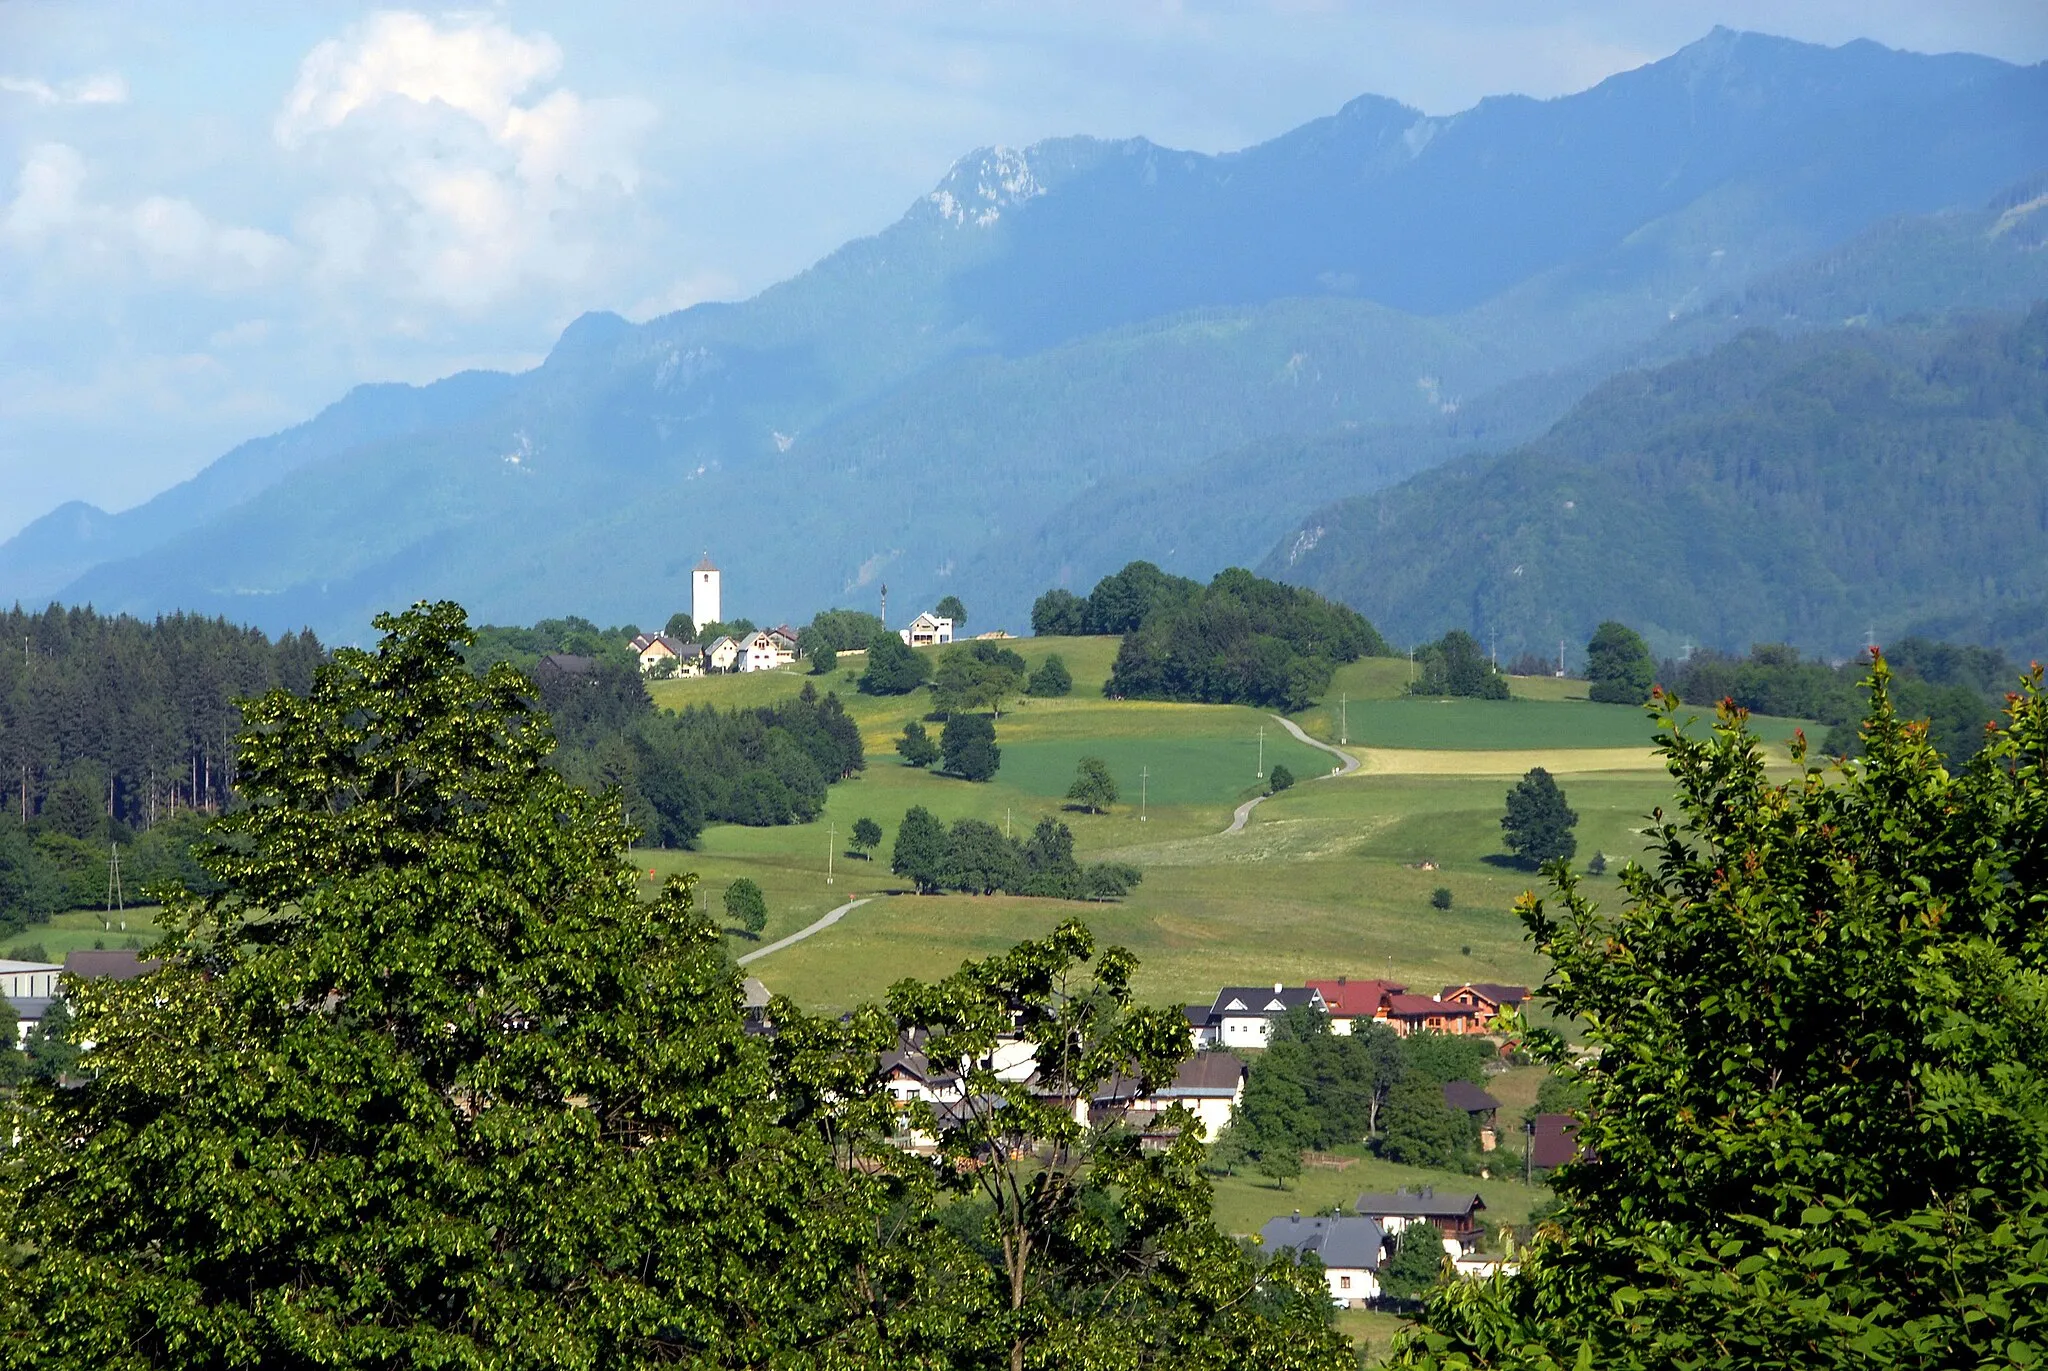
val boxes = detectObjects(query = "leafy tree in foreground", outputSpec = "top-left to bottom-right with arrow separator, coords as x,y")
1267,763 -> 1294,794
1396,662 -> 2048,1369
1501,765 -> 1577,867
932,594 -> 966,626
858,630 -> 928,695
1026,652 -> 1072,697
1584,619 -> 1654,705
1066,755 -> 1119,813
723,876 -> 768,937
939,712 -> 1000,782
894,718 -> 938,768
849,816 -> 882,859
0,601 -> 943,1368
887,919 -> 1351,1371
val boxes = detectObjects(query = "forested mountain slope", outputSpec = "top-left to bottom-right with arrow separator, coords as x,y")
8,30 -> 2046,640
1263,305 -> 2048,661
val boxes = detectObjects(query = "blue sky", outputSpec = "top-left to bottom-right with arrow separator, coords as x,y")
2,1 -> 2043,541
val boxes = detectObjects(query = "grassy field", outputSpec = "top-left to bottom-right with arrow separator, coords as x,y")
7,906 -> 167,961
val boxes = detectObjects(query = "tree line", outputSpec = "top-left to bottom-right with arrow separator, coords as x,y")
889,806 -> 1141,900
0,604 -> 324,933
1031,561 -> 1390,710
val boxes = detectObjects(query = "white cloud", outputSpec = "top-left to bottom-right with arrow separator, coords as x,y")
2,142 -> 292,288
0,71 -> 129,105
275,10 -> 656,312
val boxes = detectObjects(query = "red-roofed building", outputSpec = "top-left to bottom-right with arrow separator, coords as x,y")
1306,977 -> 1406,1035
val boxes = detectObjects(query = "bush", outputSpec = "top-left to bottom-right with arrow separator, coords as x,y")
1267,764 -> 1294,795
1379,1224 -> 1449,1301
1027,653 -> 1073,697
1431,887 -> 1453,911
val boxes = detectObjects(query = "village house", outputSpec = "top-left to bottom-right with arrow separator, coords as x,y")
0,959 -> 63,1002
765,625 -> 800,663
629,632 -> 703,676
64,949 -> 160,982
1090,1051 -> 1247,1141
1439,982 -> 1530,1025
1381,991 -> 1486,1036
1443,1079 -> 1503,1151
534,652 -> 596,684
737,631 -> 783,673
1354,1187 -> 1487,1258
1306,977 -> 1406,1035
1259,1213 -> 1387,1306
705,636 -> 741,673
897,612 -> 954,648
1188,984 -> 1327,1049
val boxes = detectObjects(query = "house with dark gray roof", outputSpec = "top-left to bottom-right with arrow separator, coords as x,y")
1259,1213 -> 1387,1306
1091,1051 -> 1247,1141
1200,984 -> 1326,1049
1354,1186 -> 1487,1256
64,949 -> 161,982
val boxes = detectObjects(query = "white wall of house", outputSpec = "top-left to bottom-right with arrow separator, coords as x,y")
1324,1266 -> 1380,1306
740,634 -> 781,672
1218,1014 -> 1275,1047
0,963 -> 61,999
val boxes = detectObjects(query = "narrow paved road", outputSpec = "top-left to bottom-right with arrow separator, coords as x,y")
1220,714 -> 1361,836
737,896 -> 873,965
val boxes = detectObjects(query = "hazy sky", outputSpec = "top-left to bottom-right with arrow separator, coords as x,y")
2,1 -> 2043,541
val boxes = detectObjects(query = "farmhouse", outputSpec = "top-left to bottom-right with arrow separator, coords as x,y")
1306,977 -> 1406,1035
898,612 -> 954,648
1190,984 -> 1327,1049
765,625 -> 800,662
705,636 -> 741,672
1259,1213 -> 1387,1306
1354,1186 -> 1487,1257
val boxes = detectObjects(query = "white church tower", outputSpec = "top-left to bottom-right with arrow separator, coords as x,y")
692,554 -> 722,629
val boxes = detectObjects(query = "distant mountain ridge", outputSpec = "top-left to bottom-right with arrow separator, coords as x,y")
7,29 -> 2047,641
1262,305 -> 2048,662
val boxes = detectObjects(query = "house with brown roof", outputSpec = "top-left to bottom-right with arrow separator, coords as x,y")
1440,982 -> 1530,1024
1442,1080 -> 1502,1151
1528,1112 -> 1589,1170
1381,992 -> 1486,1036
64,949 -> 161,982
1306,977 -> 1405,1035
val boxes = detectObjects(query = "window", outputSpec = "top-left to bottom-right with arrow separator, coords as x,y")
1339,1275 -> 1352,1289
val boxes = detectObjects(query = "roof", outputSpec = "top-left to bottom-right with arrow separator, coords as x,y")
0,959 -> 61,975
695,554 -> 719,572
908,612 -> 950,629
742,977 -> 771,1010
1308,978 -> 1405,1018
1443,982 -> 1530,1007
4,995 -> 54,1020
1355,1187 -> 1485,1220
1096,1051 -> 1248,1104
1530,1112 -> 1587,1169
1384,993 -> 1480,1019
1259,1214 -> 1386,1271
1183,1003 -> 1215,1027
65,949 -> 160,981
1442,1080 -> 1501,1115
1211,986 -> 1322,1018
707,636 -> 737,651
537,652 -> 595,676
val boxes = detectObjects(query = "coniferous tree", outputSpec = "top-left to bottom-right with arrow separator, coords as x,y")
1026,653 -> 1073,696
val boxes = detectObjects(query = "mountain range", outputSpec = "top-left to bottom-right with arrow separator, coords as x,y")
5,28 -> 2047,650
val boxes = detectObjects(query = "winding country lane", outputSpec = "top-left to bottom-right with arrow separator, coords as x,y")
1220,713 -> 1361,835
737,896 -> 874,965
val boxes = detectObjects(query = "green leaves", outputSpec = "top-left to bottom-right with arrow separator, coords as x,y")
1392,660 -> 2048,1369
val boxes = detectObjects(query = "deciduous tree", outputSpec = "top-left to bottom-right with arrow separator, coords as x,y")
859,630 -> 928,695
895,719 -> 938,767
940,712 -> 1000,782
1585,619 -> 1654,704
723,876 -> 768,936
932,594 -> 966,627
1026,653 -> 1072,696
1501,765 -> 1577,867
849,816 -> 882,859
1065,755 -> 1118,813
891,804 -> 948,894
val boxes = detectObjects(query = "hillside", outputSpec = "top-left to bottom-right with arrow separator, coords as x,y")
8,30 -> 2048,640
1263,305 -> 2048,661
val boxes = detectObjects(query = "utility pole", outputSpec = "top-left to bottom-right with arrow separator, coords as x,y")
1256,725 -> 1265,779
1140,765 -> 1148,822
826,821 -> 835,886
105,842 -> 123,915
1558,638 -> 1566,678
1340,692 -> 1348,746
880,583 -> 888,631
1005,808 -> 1011,839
